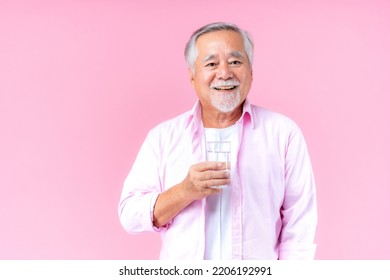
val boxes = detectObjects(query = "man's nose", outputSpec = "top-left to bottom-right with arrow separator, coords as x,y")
216,63 -> 233,80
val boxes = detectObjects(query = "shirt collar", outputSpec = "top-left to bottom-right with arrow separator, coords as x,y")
185,99 -> 255,130
238,98 -> 255,129
185,100 -> 203,130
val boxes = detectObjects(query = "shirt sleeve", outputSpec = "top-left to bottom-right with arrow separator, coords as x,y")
118,130 -> 165,234
279,123 -> 317,260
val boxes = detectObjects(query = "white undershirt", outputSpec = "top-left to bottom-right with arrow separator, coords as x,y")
204,124 -> 237,260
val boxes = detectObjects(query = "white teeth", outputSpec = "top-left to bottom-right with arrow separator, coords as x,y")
215,86 -> 236,90
211,82 -> 240,90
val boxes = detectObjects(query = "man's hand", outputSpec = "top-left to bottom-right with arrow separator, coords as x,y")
152,161 -> 230,228
182,161 -> 230,200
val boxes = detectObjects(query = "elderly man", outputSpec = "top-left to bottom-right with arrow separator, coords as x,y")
118,22 -> 317,260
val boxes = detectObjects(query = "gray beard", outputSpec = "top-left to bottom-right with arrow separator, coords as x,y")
210,91 -> 241,113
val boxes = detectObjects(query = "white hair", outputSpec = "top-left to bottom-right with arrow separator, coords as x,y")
184,22 -> 254,72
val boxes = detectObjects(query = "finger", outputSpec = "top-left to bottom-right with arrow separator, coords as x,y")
192,161 -> 224,172
207,178 -> 230,188
211,161 -> 230,170
199,170 -> 230,181
194,170 -> 230,182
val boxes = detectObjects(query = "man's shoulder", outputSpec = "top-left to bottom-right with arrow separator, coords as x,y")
148,109 -> 192,135
250,104 -> 297,127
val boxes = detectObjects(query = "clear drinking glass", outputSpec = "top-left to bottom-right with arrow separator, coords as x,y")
206,141 -> 231,188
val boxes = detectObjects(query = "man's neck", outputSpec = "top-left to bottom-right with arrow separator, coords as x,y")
201,104 -> 243,128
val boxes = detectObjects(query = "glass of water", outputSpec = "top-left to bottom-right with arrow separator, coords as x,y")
206,141 -> 231,188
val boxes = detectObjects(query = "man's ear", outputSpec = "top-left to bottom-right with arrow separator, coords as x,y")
188,67 -> 195,87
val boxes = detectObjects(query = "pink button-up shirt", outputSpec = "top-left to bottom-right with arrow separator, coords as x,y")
118,100 -> 317,259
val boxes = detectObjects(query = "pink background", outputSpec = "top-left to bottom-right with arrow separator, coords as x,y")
1,0 -> 389,259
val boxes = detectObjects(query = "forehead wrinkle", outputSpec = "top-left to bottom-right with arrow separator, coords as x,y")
202,54 -> 216,63
202,51 -> 245,63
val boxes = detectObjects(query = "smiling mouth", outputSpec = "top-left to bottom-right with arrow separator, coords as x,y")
212,85 -> 238,91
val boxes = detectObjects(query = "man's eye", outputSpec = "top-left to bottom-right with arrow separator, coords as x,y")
230,60 -> 242,65
205,63 -> 217,67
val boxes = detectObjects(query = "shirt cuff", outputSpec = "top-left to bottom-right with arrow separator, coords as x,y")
149,192 -> 172,232
278,242 -> 317,260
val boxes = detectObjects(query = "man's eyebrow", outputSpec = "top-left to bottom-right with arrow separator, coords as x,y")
229,51 -> 245,59
202,51 -> 245,63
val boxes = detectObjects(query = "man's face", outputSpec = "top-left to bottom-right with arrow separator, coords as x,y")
189,30 -> 253,113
